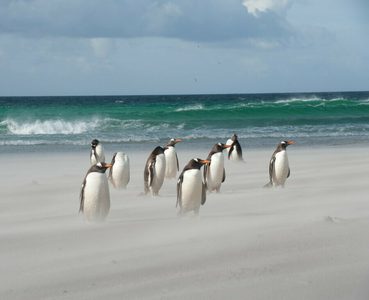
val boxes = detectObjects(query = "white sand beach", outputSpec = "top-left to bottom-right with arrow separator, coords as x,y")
1,146 -> 369,299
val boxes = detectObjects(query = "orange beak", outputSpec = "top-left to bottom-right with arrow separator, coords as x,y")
287,140 -> 296,145
199,159 -> 211,165
224,144 -> 232,148
103,163 -> 113,168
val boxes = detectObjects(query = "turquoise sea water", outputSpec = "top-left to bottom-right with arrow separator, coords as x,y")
1,91 -> 369,152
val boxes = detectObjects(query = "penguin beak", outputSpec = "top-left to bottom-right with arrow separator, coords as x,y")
175,138 -> 182,144
287,140 -> 296,145
199,159 -> 211,165
102,163 -> 113,168
223,144 -> 232,149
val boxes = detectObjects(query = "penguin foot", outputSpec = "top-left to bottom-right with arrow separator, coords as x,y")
263,182 -> 273,188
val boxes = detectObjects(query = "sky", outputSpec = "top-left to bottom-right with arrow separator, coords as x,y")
0,0 -> 368,96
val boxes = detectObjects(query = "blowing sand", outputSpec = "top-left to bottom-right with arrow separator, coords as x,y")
1,146 -> 369,299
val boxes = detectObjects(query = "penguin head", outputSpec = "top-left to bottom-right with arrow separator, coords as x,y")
280,140 -> 295,149
152,146 -> 165,155
194,158 -> 210,165
91,162 -> 112,173
91,139 -> 100,149
191,158 -> 210,169
167,138 -> 182,146
231,133 -> 238,141
216,142 -> 232,151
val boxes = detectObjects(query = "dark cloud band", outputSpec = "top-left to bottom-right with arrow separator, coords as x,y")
0,0 -> 292,41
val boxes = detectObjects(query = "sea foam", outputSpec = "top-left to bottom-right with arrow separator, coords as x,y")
175,104 -> 204,112
2,118 -> 101,135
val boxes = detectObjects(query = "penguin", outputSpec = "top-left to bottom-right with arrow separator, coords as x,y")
264,140 -> 295,188
164,138 -> 182,179
177,158 -> 210,216
109,152 -> 130,189
90,139 -> 105,165
79,162 -> 112,222
204,143 -> 231,193
226,133 -> 244,161
144,146 -> 166,196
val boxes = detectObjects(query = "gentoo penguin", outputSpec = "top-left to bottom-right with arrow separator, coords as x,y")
144,146 -> 166,196
79,162 -> 112,222
109,152 -> 130,189
264,140 -> 295,187
177,158 -> 210,216
204,143 -> 231,193
164,138 -> 182,179
226,133 -> 244,161
90,139 -> 105,165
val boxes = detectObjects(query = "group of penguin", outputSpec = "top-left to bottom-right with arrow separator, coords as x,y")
79,135 -> 295,222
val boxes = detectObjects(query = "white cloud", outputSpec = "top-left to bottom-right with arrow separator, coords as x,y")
242,0 -> 290,17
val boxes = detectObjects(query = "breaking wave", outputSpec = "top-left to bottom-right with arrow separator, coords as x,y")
1,118 -> 102,135
175,104 -> 204,112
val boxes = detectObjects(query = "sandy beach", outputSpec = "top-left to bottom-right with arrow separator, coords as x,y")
1,145 -> 369,299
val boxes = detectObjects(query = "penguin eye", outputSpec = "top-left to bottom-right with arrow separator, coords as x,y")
218,142 -> 222,146
96,162 -> 102,167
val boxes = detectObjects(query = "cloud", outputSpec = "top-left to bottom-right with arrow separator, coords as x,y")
0,0 -> 294,42
242,0 -> 291,17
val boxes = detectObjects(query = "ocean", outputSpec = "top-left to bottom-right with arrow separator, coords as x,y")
1,91 -> 369,153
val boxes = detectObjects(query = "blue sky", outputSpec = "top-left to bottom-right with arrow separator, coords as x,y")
0,0 -> 368,96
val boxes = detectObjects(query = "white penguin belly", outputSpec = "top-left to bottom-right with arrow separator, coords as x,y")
83,173 -> 110,222
229,146 -> 240,160
110,154 -> 130,189
91,144 -> 105,165
207,152 -> 224,190
181,170 -> 203,212
273,151 -> 289,185
225,139 -> 232,155
151,154 -> 166,195
164,147 -> 178,179
90,150 -> 97,165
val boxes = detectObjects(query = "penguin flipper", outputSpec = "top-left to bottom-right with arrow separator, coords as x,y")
203,164 -> 208,190
143,162 -> 151,194
287,168 -> 290,178
228,144 -> 234,160
222,168 -> 226,183
176,173 -> 183,208
127,168 -> 131,186
79,179 -> 86,213
201,183 -> 206,205
108,153 -> 117,180
236,141 -> 243,160
92,149 -> 98,164
176,152 -> 179,171
148,160 -> 155,187
268,155 -> 276,185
